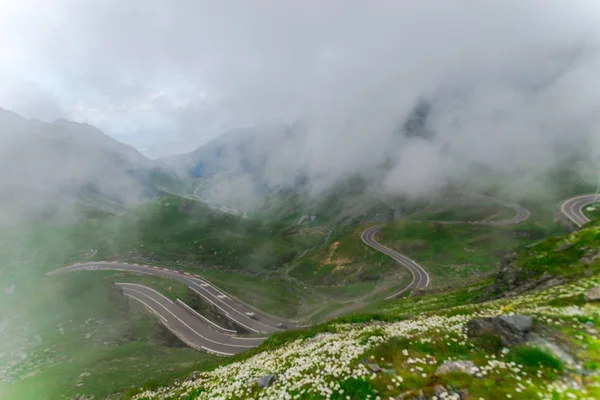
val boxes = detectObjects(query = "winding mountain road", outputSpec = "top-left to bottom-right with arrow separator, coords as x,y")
473,196 -> 531,226
559,194 -> 600,227
361,225 -> 430,299
360,196 -> 531,299
49,262 -> 294,334
118,282 -> 265,356
54,193 -> 597,356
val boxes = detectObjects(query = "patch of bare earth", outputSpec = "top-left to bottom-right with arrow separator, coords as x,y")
321,241 -> 354,272
296,228 -> 326,237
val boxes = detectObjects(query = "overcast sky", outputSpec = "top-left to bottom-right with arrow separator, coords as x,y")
1,1 -> 600,159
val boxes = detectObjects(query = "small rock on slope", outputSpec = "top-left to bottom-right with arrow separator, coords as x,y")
258,374 -> 276,388
467,315 -> 533,346
435,360 -> 476,375
584,286 -> 600,302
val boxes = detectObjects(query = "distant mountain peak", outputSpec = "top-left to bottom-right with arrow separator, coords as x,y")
0,108 -> 183,225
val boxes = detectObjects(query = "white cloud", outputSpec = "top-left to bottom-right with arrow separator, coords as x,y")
1,0 -> 600,190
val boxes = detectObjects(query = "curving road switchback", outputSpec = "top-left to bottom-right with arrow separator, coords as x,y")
49,262 -> 294,334
118,282 -> 265,356
361,225 -> 430,299
360,195 -> 531,299
559,194 -> 600,228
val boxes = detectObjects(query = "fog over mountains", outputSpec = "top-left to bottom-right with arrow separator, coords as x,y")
3,2 -> 600,218
163,75 -> 600,209
0,108 -> 176,225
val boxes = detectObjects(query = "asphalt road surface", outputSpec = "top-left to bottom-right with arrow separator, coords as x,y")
117,282 -> 265,355
474,197 -> 531,226
559,194 -> 600,227
360,196 -> 530,299
49,262 -> 294,334
361,225 -> 430,299
435,194 -> 531,226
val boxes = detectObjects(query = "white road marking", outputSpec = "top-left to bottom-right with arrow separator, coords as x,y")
188,281 -> 282,332
125,293 -> 233,356
188,286 -> 259,333
50,262 -> 288,332
175,299 -> 238,335
121,286 -> 255,349
124,293 -> 168,324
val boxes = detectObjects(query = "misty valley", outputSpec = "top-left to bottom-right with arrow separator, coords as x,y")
2,2 -> 600,399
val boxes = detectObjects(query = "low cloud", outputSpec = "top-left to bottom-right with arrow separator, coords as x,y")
0,81 -> 68,122
1,1 -> 600,198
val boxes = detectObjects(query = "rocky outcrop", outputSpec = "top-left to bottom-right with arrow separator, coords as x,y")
579,249 -> 600,266
584,286 -> 600,302
367,363 -> 381,373
435,360 -> 476,376
258,374 -> 276,388
186,371 -> 201,382
467,314 -> 578,368
467,315 -> 533,346
485,253 -> 566,299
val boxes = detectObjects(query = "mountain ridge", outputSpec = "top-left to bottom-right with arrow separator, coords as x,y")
0,108 -> 180,225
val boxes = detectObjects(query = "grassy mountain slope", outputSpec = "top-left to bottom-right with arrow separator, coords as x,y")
281,194 -> 559,322
124,221 -> 600,400
3,179 -> 598,399
93,195 -> 322,273
251,175 -> 429,226
0,272 -> 219,400
0,193 -> 322,399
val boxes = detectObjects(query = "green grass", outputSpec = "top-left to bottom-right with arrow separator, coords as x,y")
506,346 -> 564,375
285,213 -> 550,321
2,189 -> 593,400
285,225 -> 412,322
289,225 -> 396,286
123,269 -> 600,400
0,205 -> 243,399
378,220 -> 549,288
106,216 -> 600,399
103,271 -> 194,303
512,222 -> 600,279
582,201 -> 600,221
253,175 -> 428,225
0,272 -> 218,400
2,342 -> 216,400
407,193 -> 514,222
102,196 -> 322,273
7,195 -> 322,276
356,280 -> 491,320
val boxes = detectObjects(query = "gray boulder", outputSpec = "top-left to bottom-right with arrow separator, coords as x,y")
367,363 -> 381,373
580,257 -> 593,266
467,315 -> 533,346
257,374 -> 276,388
186,371 -> 200,382
498,315 -> 534,332
435,360 -> 476,376
584,286 -> 600,302
395,389 -> 424,400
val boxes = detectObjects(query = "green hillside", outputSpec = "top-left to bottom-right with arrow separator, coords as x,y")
122,220 -> 600,400
3,191 -> 599,400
